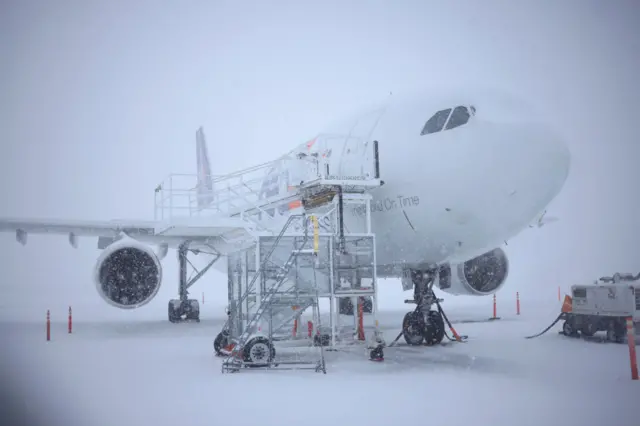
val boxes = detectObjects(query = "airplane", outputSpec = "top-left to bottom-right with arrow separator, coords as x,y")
0,87 -> 571,346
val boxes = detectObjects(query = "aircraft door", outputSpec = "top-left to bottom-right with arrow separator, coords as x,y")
340,135 -> 366,178
319,134 -> 366,179
330,106 -> 386,179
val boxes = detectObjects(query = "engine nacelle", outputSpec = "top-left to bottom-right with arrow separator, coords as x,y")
436,248 -> 509,296
93,238 -> 163,309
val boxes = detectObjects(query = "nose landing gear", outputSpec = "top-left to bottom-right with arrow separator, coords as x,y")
375,269 -> 467,360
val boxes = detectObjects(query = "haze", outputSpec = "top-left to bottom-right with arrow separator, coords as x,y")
1,0 -> 639,321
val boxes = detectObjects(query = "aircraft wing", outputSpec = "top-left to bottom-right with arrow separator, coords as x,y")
0,216 -> 252,250
0,217 -> 160,248
0,218 -> 158,237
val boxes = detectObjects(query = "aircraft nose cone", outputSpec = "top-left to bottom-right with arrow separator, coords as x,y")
511,122 -> 571,201
467,119 -> 571,244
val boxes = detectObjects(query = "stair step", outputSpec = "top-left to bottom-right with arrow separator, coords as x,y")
295,249 -> 316,256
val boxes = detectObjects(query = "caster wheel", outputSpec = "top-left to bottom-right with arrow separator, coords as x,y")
214,331 -> 229,356
243,337 -> 275,367
369,346 -> 384,361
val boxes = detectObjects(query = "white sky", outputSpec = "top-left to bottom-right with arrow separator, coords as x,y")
1,0 -> 639,318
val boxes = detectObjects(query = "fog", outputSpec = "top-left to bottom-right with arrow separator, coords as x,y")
1,0 -> 639,319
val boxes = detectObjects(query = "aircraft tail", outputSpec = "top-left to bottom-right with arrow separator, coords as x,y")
195,126 -> 215,208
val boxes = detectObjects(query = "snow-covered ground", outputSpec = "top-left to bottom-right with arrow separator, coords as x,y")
1,287 -> 638,426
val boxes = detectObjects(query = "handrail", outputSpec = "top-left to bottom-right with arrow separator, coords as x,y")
224,214 -> 310,332
153,133 -> 382,224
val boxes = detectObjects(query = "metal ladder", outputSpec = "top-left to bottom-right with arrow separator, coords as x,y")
220,214 -> 311,358
228,244 -> 310,356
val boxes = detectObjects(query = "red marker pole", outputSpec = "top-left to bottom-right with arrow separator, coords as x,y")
493,294 -> 497,318
626,317 -> 638,380
558,286 -> 561,302
489,294 -> 501,320
46,310 -> 51,341
357,299 -> 365,341
68,306 -> 72,334
516,292 -> 521,315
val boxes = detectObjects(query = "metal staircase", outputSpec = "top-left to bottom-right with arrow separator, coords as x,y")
152,133 -> 383,373
222,215 -> 307,345
217,185 -> 380,373
219,213 -> 333,372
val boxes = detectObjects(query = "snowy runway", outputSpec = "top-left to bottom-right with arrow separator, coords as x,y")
2,300 -> 638,426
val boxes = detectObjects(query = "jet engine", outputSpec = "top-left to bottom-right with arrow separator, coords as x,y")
93,238 -> 163,309
436,248 -> 509,296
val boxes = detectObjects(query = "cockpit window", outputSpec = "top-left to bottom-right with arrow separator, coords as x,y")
421,105 -> 475,136
420,108 -> 451,135
445,106 -> 471,130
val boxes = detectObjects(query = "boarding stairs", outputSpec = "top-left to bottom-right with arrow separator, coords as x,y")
152,137 -> 382,254
151,133 -> 382,372
254,263 -> 319,338
220,214 -> 331,372
219,190 -> 380,373
228,216 -> 309,351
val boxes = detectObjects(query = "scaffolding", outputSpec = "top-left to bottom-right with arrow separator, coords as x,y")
218,186 -> 379,373
150,133 -> 383,372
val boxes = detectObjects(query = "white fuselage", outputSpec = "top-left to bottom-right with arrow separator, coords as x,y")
206,88 -> 570,279
274,89 -> 570,276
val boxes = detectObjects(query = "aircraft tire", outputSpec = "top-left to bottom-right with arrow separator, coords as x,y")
424,310 -> 445,346
168,300 -> 181,323
185,299 -> 200,322
362,296 -> 373,313
339,296 -> 373,315
339,297 -> 354,315
313,333 -> 331,347
402,311 -> 425,346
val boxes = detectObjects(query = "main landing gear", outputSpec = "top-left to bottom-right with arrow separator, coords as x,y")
338,295 -> 373,316
401,269 -> 445,346
168,242 -> 220,323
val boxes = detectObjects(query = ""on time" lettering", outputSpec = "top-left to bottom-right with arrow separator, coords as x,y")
352,194 -> 420,216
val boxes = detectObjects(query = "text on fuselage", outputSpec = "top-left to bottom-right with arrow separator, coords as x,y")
352,195 -> 420,216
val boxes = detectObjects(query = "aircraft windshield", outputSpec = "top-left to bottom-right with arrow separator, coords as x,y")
445,106 -> 471,130
420,108 -> 451,135
421,105 -> 473,135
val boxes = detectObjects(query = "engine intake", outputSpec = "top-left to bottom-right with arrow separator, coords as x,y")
437,248 -> 509,296
93,239 -> 163,309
